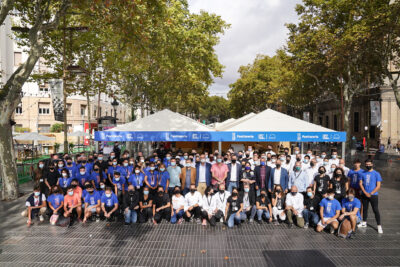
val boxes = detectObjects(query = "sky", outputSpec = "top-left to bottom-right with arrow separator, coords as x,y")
188,0 -> 302,97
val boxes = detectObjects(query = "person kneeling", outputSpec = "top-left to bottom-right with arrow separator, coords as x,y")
48,186 -> 64,225
316,189 -> 341,234
256,189 -> 272,224
138,187 -> 153,223
123,185 -> 140,225
101,187 -> 119,222
153,186 -> 171,225
63,186 -> 82,223
225,187 -> 244,228
83,184 -> 101,223
285,185 -> 305,228
184,184 -> 202,223
22,185 -> 47,227
171,187 -> 185,224
302,187 -> 320,229
339,188 -> 361,238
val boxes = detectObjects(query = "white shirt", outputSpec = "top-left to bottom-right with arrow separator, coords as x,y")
329,158 -> 339,166
273,167 -> 282,185
242,193 -> 251,210
199,164 -> 206,183
285,193 -> 304,216
202,195 -> 216,215
230,163 -> 238,182
306,167 -> 319,186
171,195 -> 186,210
214,191 -> 231,215
184,191 -> 202,211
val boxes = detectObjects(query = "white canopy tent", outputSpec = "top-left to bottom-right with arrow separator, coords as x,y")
214,112 -> 256,131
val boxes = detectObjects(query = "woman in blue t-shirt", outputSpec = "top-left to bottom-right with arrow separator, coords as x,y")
48,185 -> 64,216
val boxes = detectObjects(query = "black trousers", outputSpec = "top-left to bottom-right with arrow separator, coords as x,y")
362,194 -> 381,225
154,208 -> 171,223
201,210 -> 219,226
105,206 -> 119,220
138,207 -> 153,223
183,206 -> 202,221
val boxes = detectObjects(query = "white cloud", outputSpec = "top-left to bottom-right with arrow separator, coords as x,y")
188,0 -> 302,97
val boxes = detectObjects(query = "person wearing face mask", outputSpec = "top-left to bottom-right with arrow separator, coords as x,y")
120,159 -> 133,182
225,187 -> 244,228
83,184 -> 101,223
44,163 -> 61,196
47,185 -> 64,225
329,151 -> 340,166
90,166 -> 106,189
255,158 -> 272,196
358,159 -> 383,233
313,166 -> 330,199
316,189 -> 341,234
138,187 -> 153,223
306,158 -> 319,188
210,155 -> 229,191
63,186 -> 82,223
94,153 -> 108,173
144,163 -> 159,196
201,186 -> 217,226
339,188 -> 361,237
302,187 -> 320,229
167,158 -> 182,197
183,184 -> 203,223
285,185 -> 305,228
327,164 -> 337,179
101,187 -> 119,222
170,187 -> 185,224
213,183 -> 231,224
98,181 -> 106,197
329,168 -> 348,202
69,179 -> 83,199
58,168 -> 72,194
22,185 -> 47,226
57,160 -> 65,175
112,171 -> 126,203
281,155 -> 291,172
271,185 -> 286,224
153,186 -> 172,224
241,162 -> 256,193
302,155 -> 311,171
226,154 -> 242,194
122,185 -> 140,225
33,161 -> 46,194
347,159 -> 364,196
76,166 -> 91,187
255,188 -> 272,224
239,183 -> 257,223
268,159 -> 289,195
163,153 -> 172,167
289,162 -> 308,196
195,154 -> 212,195
107,159 -> 120,185
157,163 -> 170,192
180,159 -> 196,195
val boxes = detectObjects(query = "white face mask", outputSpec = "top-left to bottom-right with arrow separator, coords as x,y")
62,173 -> 68,177
135,170 -> 140,174
80,171 -> 85,175
105,193 -> 111,198
328,195 -> 334,200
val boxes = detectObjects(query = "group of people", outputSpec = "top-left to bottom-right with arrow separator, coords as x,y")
23,144 -> 383,237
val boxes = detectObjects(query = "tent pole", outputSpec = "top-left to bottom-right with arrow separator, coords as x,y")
301,142 -> 304,155
342,142 -> 345,160
218,141 -> 222,153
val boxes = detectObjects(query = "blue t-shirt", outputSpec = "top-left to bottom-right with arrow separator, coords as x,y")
58,177 -> 72,188
128,173 -> 145,188
101,193 -> 118,207
107,166 -> 121,178
112,177 -> 126,191
48,193 -> 64,209
145,170 -> 159,187
89,171 -> 106,188
347,169 -> 364,189
75,172 -> 91,187
84,191 -> 101,206
320,198 -> 341,218
361,170 -> 382,195
158,171 -> 170,190
341,197 -> 361,220
65,165 -> 75,178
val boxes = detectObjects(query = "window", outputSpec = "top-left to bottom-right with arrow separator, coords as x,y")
66,104 -> 72,115
80,105 -> 86,116
319,116 -> 323,126
14,52 -> 22,66
15,104 -> 22,115
38,103 -> 50,115
93,107 -> 97,118
38,124 -> 50,133
333,114 -> 338,130
325,116 -> 329,128
39,83 -> 49,93
353,112 -> 359,133
99,107 -> 102,117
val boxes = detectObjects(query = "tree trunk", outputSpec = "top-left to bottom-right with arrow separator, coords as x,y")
389,76 -> 400,110
343,84 -> 354,151
0,121 -> 19,200
86,91 -> 92,153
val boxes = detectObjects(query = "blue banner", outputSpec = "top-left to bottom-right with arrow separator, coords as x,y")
95,131 -> 346,142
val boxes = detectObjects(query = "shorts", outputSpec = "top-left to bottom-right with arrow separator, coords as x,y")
90,208 -> 97,213
318,217 -> 338,228
345,215 -> 361,223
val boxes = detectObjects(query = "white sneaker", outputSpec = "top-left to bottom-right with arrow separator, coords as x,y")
39,215 -> 44,222
377,225 -> 383,234
358,221 -> 367,228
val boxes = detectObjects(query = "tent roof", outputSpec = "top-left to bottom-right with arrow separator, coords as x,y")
222,109 -> 336,132
14,132 -> 55,141
215,112 -> 256,131
107,109 -> 213,132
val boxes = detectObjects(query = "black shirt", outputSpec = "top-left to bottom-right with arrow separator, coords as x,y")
94,160 -> 109,173
45,169 -> 61,186
314,175 -> 330,194
227,196 -> 242,215
256,196 -> 271,208
272,194 -> 286,210
330,177 -> 347,197
154,193 -> 170,209
304,195 -> 321,212
123,191 -> 140,210
139,194 -> 153,207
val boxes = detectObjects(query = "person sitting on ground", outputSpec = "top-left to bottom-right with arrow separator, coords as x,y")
70,179 -> 82,199
339,188 -> 362,238
316,188 -> 341,234
153,186 -> 171,225
100,187 -> 119,222
271,185 -> 286,225
22,185 -> 47,227
171,186 -> 185,224
201,186 -> 217,226
285,185 -> 305,228
184,184 -> 203,223
63,185 -> 82,222
123,184 -> 140,225
225,187 -> 244,228
255,188 -> 273,224
302,186 -> 320,229
83,184 -> 101,223
138,187 -> 153,223
47,185 -> 64,218
213,183 -> 231,224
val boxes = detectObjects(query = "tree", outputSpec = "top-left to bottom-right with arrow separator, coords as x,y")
199,95 -> 230,123
50,123 -> 63,133
0,0 -> 70,200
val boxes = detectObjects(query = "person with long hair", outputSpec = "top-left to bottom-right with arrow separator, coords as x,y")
330,167 -> 348,203
271,185 -> 286,225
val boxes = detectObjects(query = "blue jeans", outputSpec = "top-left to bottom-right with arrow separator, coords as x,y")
171,209 -> 184,224
227,213 -> 243,228
302,209 -> 319,225
124,209 -> 137,224
256,209 -> 270,221
227,182 -> 238,193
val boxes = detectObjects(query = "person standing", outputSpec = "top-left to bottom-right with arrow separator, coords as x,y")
195,154 -> 212,195
313,166 -> 330,199
289,161 -> 308,195
268,159 -> 289,194
359,159 -> 383,234
227,154 -> 242,193
255,157 -> 272,195
211,155 -> 229,190
167,158 -> 182,196
180,159 -> 196,195
347,159 -> 364,197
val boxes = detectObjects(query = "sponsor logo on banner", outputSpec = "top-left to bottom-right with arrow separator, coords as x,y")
232,133 -> 236,141
297,133 -> 301,141
322,134 -> 329,140
258,134 -> 265,140
269,134 -> 276,140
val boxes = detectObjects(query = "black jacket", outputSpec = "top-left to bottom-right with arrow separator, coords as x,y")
123,191 -> 140,210
304,195 -> 321,212
254,165 -> 272,190
239,191 -> 256,206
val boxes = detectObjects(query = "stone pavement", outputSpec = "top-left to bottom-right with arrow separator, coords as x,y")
1,160 -> 400,266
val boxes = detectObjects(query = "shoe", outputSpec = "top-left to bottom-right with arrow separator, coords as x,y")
202,220 -> 207,226
288,223 -> 293,229
220,218 -> 223,223
124,222 -> 130,226
257,220 -> 262,225
196,218 -> 201,224
358,221 -> 367,228
96,216 -> 100,223
177,218 -> 183,225
330,226 -> 335,234
78,218 -> 83,223
377,225 -> 383,234
304,223 -> 309,229
189,217 -> 194,223
39,215 -> 44,222
274,220 -> 280,226
249,218 -> 254,224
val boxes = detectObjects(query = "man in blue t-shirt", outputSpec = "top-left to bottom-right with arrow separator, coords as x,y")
339,188 -> 361,235
47,186 -> 64,216
316,189 -> 341,234
359,159 -> 383,234
347,159 -> 364,194
101,187 -> 119,222
83,184 -> 101,223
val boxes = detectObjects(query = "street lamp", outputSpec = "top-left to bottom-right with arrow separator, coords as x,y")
111,98 -> 119,125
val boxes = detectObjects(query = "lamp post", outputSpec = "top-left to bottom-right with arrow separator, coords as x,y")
111,98 -> 119,125
364,126 -> 369,153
